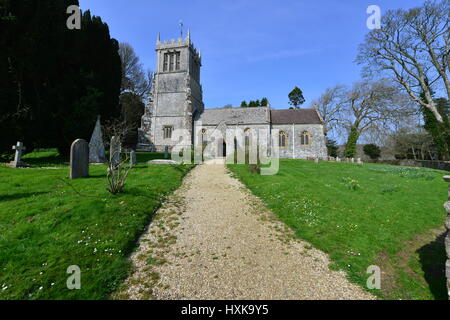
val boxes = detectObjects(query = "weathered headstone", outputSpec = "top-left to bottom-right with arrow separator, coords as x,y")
164,145 -> 169,159
314,157 -> 319,164
9,142 -> 28,168
70,139 -> 89,179
443,176 -> 450,300
336,157 -> 341,162
357,158 -> 363,164
89,116 -> 106,163
110,136 -> 121,167
130,150 -> 137,166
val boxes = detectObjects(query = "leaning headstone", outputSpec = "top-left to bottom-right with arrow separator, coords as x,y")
164,145 -> 169,159
110,136 -> 121,168
442,176 -> 450,300
89,116 -> 106,163
8,142 -> 28,168
70,139 -> 89,179
130,150 -> 137,166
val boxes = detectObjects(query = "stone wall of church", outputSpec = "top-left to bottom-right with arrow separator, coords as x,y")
194,123 -> 271,144
193,122 -> 327,160
272,124 -> 328,159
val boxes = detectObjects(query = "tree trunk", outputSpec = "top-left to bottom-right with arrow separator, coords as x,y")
344,127 -> 360,158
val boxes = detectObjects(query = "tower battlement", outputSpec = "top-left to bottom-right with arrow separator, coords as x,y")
138,30 -> 205,152
156,31 -> 201,62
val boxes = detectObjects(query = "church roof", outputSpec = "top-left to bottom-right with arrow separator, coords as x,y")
271,109 -> 323,124
197,107 -> 270,125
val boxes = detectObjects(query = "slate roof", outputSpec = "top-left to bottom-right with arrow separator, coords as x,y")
270,109 -> 323,124
197,107 -> 270,125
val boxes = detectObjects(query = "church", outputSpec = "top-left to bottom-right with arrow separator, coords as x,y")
137,32 -> 328,159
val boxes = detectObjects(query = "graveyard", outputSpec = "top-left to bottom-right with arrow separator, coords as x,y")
1,0 -> 449,304
0,146 -> 448,299
228,160 -> 448,300
0,150 -> 192,299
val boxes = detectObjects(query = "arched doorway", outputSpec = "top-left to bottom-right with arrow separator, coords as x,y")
218,139 -> 227,158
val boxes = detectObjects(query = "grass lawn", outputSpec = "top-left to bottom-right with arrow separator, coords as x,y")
0,151 -> 192,299
228,160 -> 448,300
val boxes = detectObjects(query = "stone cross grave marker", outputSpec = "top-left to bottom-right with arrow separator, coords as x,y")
70,139 -> 89,179
10,142 -> 27,168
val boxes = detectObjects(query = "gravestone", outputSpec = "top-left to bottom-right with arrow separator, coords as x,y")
314,157 -> 319,164
130,150 -> 137,166
357,158 -> 363,164
110,136 -> 122,168
164,145 -> 169,159
336,157 -> 341,162
89,116 -> 106,163
70,139 -> 89,179
9,142 -> 28,168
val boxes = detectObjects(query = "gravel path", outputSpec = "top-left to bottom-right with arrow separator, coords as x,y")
118,160 -> 375,300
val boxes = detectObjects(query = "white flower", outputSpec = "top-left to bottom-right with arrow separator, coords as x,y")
39,286 -> 43,290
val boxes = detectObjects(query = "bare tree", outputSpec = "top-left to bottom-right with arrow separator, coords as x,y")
339,79 -> 408,157
118,42 -> 153,100
357,0 -> 449,123
311,85 -> 346,135
102,118 -> 135,194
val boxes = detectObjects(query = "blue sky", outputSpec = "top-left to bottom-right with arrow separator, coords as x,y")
79,0 -> 425,110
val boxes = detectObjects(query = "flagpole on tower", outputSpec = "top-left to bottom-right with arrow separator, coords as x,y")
179,20 -> 184,39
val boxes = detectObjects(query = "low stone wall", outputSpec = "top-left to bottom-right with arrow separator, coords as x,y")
442,176 -> 450,300
306,156 -> 362,164
368,159 -> 450,172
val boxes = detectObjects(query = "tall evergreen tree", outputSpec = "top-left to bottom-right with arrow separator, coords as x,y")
0,0 -> 121,156
288,87 -> 306,109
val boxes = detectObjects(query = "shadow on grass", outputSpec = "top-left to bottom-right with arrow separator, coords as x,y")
0,192 -> 51,202
417,231 -> 448,300
25,158 -> 69,168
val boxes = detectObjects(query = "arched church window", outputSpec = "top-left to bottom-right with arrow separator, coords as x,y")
169,52 -> 175,71
279,131 -> 287,148
300,131 -> 311,145
163,126 -> 173,139
163,53 -> 168,72
244,128 -> 251,147
175,52 -> 181,70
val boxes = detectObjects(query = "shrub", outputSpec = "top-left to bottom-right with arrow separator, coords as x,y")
363,144 -> 381,160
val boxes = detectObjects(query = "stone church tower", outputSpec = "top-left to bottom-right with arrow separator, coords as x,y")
138,31 -> 204,152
